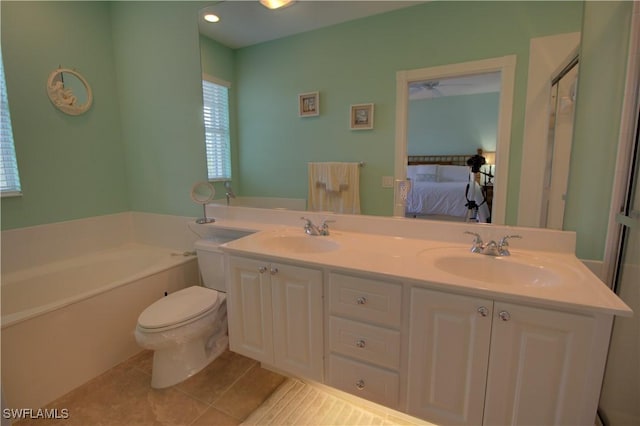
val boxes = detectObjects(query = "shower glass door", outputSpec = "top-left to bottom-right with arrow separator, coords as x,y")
597,110 -> 640,425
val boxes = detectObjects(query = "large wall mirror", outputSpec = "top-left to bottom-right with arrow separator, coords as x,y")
196,1 -> 585,229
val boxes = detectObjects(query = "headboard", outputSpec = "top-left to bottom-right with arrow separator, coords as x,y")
407,154 -> 469,166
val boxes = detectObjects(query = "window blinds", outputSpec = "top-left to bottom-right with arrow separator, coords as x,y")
202,77 -> 231,181
0,51 -> 21,195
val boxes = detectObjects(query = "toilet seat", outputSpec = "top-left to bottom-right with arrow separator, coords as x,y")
138,286 -> 222,331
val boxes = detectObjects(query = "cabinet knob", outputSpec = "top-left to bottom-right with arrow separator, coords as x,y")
356,296 -> 367,305
355,379 -> 365,390
356,339 -> 366,348
477,306 -> 489,317
258,266 -> 268,273
270,267 -> 279,275
498,311 -> 511,321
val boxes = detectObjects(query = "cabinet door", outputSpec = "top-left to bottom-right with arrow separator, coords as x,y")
227,256 -> 274,364
483,303 -> 596,426
407,287 -> 492,426
271,263 -> 324,381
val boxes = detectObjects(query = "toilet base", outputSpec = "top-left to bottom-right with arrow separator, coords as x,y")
150,334 -> 228,389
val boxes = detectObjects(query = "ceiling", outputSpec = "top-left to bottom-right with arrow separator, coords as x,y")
409,72 -> 502,100
198,1 -> 424,49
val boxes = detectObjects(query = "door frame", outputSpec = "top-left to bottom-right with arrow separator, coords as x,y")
394,55 -> 516,223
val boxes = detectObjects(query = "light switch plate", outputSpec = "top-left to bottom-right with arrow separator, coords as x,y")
382,176 -> 394,188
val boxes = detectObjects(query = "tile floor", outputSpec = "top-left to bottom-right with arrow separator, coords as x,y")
15,349 -> 286,426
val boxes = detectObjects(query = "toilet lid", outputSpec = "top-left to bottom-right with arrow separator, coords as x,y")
138,286 -> 221,329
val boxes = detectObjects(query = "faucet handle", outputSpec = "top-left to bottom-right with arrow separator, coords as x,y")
319,219 -> 334,235
498,235 -> 522,246
300,216 -> 313,225
464,231 -> 484,253
498,235 -> 522,256
464,231 -> 483,243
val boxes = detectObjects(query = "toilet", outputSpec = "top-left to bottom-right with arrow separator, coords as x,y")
134,238 -> 231,389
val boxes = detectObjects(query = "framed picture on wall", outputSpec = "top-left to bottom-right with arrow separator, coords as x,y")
350,103 -> 374,130
298,91 -> 319,117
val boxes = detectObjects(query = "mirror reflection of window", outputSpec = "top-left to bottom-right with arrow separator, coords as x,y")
202,74 -> 231,181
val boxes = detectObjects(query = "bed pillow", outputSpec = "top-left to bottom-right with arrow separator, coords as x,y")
437,165 -> 471,182
415,173 -> 437,182
407,165 -> 437,181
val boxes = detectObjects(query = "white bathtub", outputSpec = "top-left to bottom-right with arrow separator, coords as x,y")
1,214 -> 202,410
1,244 -> 195,327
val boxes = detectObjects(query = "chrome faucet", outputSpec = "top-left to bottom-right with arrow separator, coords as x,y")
464,231 -> 522,256
301,217 -> 333,236
224,181 -> 236,206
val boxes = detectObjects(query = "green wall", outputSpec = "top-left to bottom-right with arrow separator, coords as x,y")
407,93 -> 500,156
1,1 -> 129,229
109,1 -> 208,217
566,0 -> 633,260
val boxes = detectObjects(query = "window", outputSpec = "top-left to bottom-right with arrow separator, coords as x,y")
202,75 -> 231,181
0,50 -> 21,196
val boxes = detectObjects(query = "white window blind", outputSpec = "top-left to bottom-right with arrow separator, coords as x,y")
202,76 -> 231,181
0,50 -> 21,196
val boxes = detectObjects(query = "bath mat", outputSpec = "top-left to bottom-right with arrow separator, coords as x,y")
242,378 -> 426,425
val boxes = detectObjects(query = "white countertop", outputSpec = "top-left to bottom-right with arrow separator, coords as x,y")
221,226 -> 632,317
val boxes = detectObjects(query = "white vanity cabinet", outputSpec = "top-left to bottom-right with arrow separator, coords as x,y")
220,226 -> 627,426
407,288 -> 492,425
326,272 -> 403,408
407,287 -> 612,426
226,255 -> 324,381
483,302 -> 607,426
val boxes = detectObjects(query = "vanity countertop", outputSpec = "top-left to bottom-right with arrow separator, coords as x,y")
221,226 -> 632,317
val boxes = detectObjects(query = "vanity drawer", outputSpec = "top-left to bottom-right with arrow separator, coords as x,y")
329,316 -> 401,370
329,273 -> 402,327
327,354 -> 399,409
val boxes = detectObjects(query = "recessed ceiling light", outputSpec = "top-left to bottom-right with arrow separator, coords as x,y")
204,13 -> 220,23
259,0 -> 295,10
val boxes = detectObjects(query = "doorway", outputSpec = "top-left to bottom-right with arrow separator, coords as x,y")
394,56 -> 516,223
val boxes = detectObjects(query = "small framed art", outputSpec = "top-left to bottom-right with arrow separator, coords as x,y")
350,103 -> 374,130
298,91 -> 319,117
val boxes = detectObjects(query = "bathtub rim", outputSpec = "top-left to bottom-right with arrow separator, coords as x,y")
1,244 -> 198,329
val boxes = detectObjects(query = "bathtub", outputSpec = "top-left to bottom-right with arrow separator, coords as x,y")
1,244 -> 195,327
1,213 -> 203,410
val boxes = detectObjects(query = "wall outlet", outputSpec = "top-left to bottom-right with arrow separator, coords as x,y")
382,176 -> 394,188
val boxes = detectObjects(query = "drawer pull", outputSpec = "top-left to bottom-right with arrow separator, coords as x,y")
356,296 -> 368,305
355,379 -> 365,390
498,311 -> 511,321
270,267 -> 279,275
356,339 -> 366,348
477,306 -> 489,317
258,266 -> 268,273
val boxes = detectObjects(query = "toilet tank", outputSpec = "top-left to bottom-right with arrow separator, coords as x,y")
195,230 -> 251,292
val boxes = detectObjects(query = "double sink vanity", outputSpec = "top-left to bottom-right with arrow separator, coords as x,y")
208,207 -> 631,426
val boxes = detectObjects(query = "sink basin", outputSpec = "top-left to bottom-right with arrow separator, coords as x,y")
432,255 -> 562,287
258,234 -> 340,254
417,247 -> 580,287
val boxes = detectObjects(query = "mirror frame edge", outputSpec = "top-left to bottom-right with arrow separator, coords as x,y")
393,55 -> 517,224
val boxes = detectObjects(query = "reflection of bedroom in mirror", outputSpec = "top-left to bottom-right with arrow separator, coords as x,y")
405,72 -> 501,223
394,55 -> 516,224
